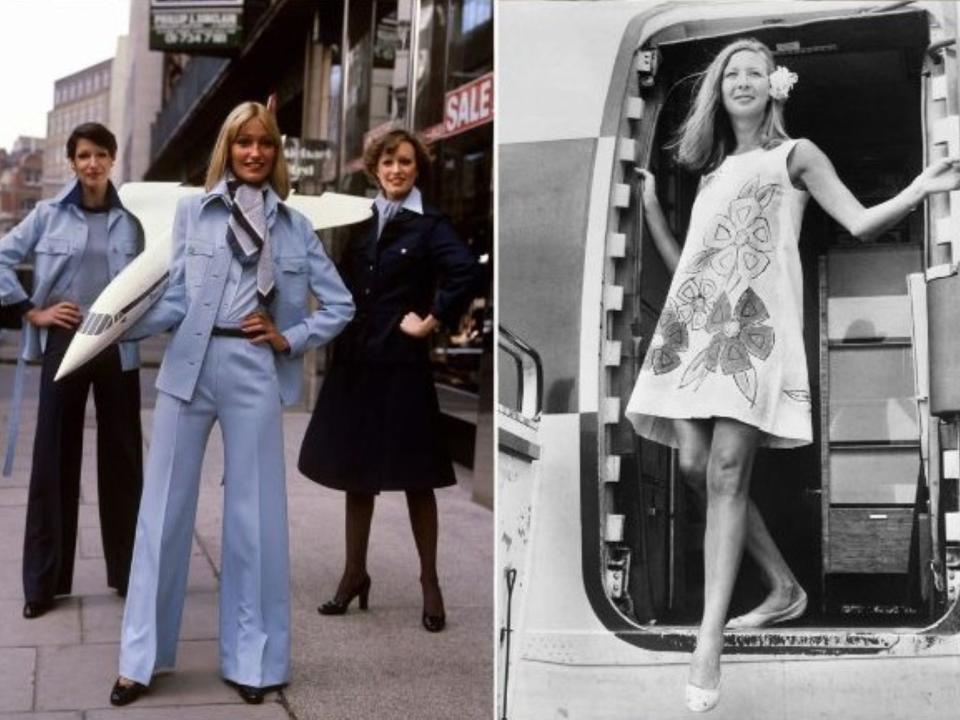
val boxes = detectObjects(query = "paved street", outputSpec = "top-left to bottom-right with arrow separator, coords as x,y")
0,332 -> 493,719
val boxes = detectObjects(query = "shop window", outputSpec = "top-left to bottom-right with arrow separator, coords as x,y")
413,0 -> 448,131
447,0 -> 492,81
461,0 -> 492,34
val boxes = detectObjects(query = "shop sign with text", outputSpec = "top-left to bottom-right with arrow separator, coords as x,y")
443,73 -> 493,138
283,137 -> 336,185
149,0 -> 244,52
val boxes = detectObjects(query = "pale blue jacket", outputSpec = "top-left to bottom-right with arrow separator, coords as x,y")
131,178 -> 355,406
0,179 -> 142,369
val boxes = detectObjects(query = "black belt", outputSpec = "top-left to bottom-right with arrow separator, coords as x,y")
211,326 -> 249,338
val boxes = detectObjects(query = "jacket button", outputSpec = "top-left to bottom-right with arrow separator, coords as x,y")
364,288 -> 371,295
368,264 -> 373,270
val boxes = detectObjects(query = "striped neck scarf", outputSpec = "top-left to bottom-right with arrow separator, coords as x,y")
226,177 -> 275,306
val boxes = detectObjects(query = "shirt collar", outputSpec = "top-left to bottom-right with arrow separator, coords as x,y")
374,186 -> 423,216
53,177 -> 123,210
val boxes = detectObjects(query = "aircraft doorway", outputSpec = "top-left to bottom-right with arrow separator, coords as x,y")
606,8 -> 943,634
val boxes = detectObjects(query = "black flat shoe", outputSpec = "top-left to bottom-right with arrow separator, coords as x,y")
318,574 -> 371,615
227,681 -> 265,704
422,612 -> 446,633
110,677 -> 148,706
22,600 -> 52,619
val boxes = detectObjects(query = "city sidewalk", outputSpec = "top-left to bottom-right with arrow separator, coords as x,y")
0,363 -> 492,719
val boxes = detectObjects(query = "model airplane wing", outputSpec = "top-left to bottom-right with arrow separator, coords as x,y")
54,183 -> 374,381
285,189 -> 375,230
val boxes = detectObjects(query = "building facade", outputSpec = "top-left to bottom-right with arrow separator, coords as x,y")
116,0 -> 165,184
0,137 -> 44,234
43,59 -> 114,198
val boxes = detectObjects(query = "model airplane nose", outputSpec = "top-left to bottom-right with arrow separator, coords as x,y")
55,332 -> 100,381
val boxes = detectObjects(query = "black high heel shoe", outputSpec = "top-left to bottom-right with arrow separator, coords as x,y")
420,576 -> 446,633
422,611 -> 446,633
318,574 -> 371,615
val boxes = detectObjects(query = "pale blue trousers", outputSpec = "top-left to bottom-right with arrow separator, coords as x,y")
118,337 -> 290,687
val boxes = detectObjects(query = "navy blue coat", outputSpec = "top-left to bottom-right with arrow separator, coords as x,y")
336,202 -> 479,365
298,200 -> 480,492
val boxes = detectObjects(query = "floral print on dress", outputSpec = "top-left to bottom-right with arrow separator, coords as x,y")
628,141 -> 812,449
675,277 -> 716,331
678,286 -> 775,406
686,176 -> 780,287
647,301 -> 689,375
783,389 -> 811,403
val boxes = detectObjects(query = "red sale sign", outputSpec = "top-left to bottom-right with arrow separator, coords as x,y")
443,72 -> 494,138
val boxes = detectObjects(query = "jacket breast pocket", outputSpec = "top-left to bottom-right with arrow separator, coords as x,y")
117,237 -> 139,257
109,237 -> 140,276
35,237 -> 71,256
380,243 -> 424,281
185,239 -> 215,286
276,255 -> 308,304
33,236 -> 72,286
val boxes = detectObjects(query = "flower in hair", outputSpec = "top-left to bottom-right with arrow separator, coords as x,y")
768,66 -> 798,101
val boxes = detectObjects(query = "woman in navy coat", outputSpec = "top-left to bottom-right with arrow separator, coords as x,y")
298,129 -> 479,632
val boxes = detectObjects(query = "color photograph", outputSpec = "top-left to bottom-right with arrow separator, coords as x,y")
0,1 -> 492,718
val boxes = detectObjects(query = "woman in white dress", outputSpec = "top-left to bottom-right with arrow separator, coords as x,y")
625,37 -> 960,712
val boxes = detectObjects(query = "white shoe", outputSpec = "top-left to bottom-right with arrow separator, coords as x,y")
685,680 -> 721,713
726,588 -> 808,630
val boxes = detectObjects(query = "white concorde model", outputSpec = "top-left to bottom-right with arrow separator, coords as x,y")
54,182 -> 374,381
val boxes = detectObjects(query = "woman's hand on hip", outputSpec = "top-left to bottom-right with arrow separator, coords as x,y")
242,311 -> 290,353
25,301 -> 82,329
399,312 -> 438,339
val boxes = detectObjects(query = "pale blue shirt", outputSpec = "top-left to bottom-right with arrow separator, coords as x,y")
216,188 -> 267,325
374,186 -> 424,238
216,255 -> 259,325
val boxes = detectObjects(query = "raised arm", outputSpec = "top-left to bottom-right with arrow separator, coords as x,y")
637,168 -> 681,274
788,138 -> 960,241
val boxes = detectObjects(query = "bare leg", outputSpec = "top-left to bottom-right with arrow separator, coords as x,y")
333,491 -> 375,600
688,418 -> 759,691
676,422 -> 802,621
734,504 -> 803,618
406,489 -> 444,618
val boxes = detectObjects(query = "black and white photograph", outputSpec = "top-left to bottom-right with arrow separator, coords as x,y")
498,1 -> 960,718
0,1 -> 492,719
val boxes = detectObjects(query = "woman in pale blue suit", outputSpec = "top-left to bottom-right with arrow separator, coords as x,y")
109,102 -> 355,706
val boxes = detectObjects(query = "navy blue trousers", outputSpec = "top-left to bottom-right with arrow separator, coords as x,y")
22,328 -> 143,602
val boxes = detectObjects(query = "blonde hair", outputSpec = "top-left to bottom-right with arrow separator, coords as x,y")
205,101 -> 290,198
672,38 -> 789,173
